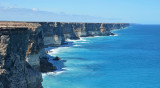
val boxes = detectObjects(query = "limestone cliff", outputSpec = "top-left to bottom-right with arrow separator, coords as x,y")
40,22 -> 129,47
0,21 -> 129,88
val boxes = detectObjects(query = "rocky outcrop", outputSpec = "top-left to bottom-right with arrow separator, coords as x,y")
40,57 -> 56,72
0,27 -> 42,88
39,51 -> 65,72
54,56 -> 61,61
0,21 -> 129,88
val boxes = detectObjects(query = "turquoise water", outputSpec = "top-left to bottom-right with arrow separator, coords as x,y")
42,25 -> 160,88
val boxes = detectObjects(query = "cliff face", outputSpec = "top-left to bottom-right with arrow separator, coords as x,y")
0,27 -> 42,88
0,21 -> 129,88
26,25 -> 44,70
40,22 -> 129,47
39,22 -> 64,47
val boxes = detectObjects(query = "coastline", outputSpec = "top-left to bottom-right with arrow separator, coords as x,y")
42,26 -> 132,76
42,37 -> 88,75
41,29 -> 126,87
42,32 -> 122,76
0,21 -> 129,88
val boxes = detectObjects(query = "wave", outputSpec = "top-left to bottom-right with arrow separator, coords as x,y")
42,35 -> 112,79
47,47 -> 69,56
109,34 -> 118,36
66,38 -> 87,42
79,38 -> 87,41
94,36 -> 101,37
77,42 -> 89,43
73,45 -> 81,46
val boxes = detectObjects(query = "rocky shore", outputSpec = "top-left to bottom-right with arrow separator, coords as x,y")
0,21 -> 129,88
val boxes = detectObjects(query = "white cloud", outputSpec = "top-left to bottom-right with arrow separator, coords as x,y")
32,8 -> 38,11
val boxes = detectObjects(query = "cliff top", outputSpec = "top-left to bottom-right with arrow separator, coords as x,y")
0,21 -> 129,31
0,22 -> 41,29
0,21 -> 129,25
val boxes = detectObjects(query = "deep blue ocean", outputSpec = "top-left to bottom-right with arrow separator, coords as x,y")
42,25 -> 160,88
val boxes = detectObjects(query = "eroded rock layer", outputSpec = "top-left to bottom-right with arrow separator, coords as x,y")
0,27 -> 42,88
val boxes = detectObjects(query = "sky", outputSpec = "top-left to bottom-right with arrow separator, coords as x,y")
0,0 -> 160,24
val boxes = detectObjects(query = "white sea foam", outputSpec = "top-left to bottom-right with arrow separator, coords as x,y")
42,37 -> 90,77
79,38 -> 87,41
73,45 -> 81,46
66,38 -> 87,42
94,36 -> 101,37
47,47 -> 69,55
42,69 -> 66,76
